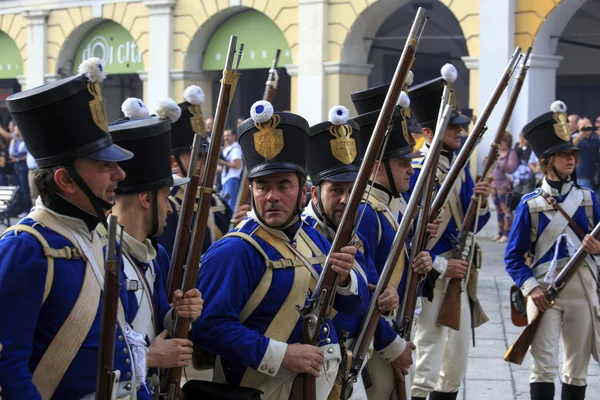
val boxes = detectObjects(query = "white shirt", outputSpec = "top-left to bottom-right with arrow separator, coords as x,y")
221,141 -> 243,184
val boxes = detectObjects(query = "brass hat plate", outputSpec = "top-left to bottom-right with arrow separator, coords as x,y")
254,114 -> 284,159
188,104 -> 206,137
329,124 -> 357,165
553,112 -> 571,142
87,82 -> 108,132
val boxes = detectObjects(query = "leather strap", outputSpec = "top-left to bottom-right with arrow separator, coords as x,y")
540,191 -> 587,239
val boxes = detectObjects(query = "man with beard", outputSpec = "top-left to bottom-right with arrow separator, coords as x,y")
408,64 -> 492,400
350,87 -> 435,399
0,58 -> 139,399
192,100 -> 369,399
107,98 -> 204,397
157,86 -> 232,281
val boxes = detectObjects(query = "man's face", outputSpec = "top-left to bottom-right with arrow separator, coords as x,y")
205,118 -> 214,133
442,124 -> 463,150
223,130 -> 235,146
312,180 -> 353,226
154,186 -> 173,237
595,116 -> 600,130
72,159 -> 126,212
387,157 -> 414,193
568,114 -> 580,133
578,118 -> 593,139
8,121 -> 15,133
552,151 -> 577,177
252,172 -> 305,227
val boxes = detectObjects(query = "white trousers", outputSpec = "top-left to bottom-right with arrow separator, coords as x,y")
412,279 -> 471,397
528,267 -> 598,386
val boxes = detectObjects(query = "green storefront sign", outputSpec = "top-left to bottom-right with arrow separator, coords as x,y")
0,31 -> 23,79
203,11 -> 292,71
73,21 -> 144,74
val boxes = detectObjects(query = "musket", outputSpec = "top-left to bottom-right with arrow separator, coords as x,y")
505,219 -> 600,364
162,36 -> 243,400
229,49 -> 281,230
340,104 -> 452,400
431,47 -> 522,330
292,9 -> 427,400
391,86 -> 452,400
96,215 -> 122,400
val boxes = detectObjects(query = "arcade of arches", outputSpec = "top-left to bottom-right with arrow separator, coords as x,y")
0,0 -> 598,166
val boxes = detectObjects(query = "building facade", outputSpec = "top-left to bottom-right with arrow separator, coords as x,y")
0,0 -> 598,164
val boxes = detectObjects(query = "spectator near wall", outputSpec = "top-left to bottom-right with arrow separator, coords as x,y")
8,125 -> 31,217
490,132 -> 518,243
572,117 -> 599,190
510,130 -> 536,194
217,128 -> 243,210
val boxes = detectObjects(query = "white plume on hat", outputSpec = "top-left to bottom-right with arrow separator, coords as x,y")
397,91 -> 410,108
406,70 -> 414,86
153,97 -> 182,123
550,100 -> 567,113
441,63 -> 458,83
329,105 -> 349,125
78,57 -> 107,83
251,100 -> 274,124
121,98 -> 149,120
183,85 -> 205,106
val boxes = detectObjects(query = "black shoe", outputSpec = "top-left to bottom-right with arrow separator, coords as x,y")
531,382 -> 555,400
562,383 -> 586,400
429,391 -> 458,400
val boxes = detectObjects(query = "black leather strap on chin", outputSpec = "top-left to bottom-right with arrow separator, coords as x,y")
383,159 -> 400,198
175,155 -> 187,177
316,186 -> 339,231
64,165 -> 112,228
149,189 -> 159,238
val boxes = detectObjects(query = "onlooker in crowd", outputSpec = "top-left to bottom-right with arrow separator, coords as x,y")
595,115 -> 600,135
572,117 -> 599,190
8,125 -> 30,216
528,151 -> 544,185
568,113 -> 580,134
0,141 -> 6,186
205,117 -> 214,139
1,121 -> 16,186
510,130 -> 536,194
491,132 -> 518,242
26,145 -> 38,205
217,128 -> 243,210
236,116 -> 245,129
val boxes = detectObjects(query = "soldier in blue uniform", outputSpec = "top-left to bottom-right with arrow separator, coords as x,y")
408,65 -> 492,400
303,105 -> 407,398
107,98 -> 204,397
191,100 -> 370,399
157,86 -> 232,276
505,101 -> 600,400
350,87 -> 434,399
0,58 -> 139,399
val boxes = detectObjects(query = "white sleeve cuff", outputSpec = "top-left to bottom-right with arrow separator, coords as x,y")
478,202 -> 489,215
257,339 -> 288,377
521,277 -> 541,297
432,256 -> 448,280
163,308 -> 175,336
377,334 -> 407,363
336,269 -> 359,296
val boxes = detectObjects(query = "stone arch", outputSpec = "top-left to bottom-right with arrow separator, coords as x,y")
47,3 -> 149,76
332,0 -> 479,66
172,0 -> 298,72
0,14 -> 27,75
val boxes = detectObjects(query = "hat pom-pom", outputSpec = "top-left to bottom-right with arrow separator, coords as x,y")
251,100 -> 274,124
441,63 -> 458,83
183,85 -> 205,105
550,100 -> 567,113
78,57 -> 106,83
329,105 -> 349,125
397,91 -> 410,108
154,97 -> 182,123
406,70 -> 414,86
121,98 -> 149,120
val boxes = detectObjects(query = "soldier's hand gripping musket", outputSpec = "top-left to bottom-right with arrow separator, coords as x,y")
433,47 -> 522,331
162,36 -> 243,400
96,215 -> 122,400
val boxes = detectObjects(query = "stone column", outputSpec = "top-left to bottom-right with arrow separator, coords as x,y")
284,64 -> 299,114
297,0 -> 328,125
476,0 -> 515,171
324,62 -> 372,116
23,10 -> 48,89
461,55 -> 480,178
144,0 -> 176,100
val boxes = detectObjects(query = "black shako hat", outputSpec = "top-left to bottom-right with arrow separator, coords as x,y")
238,100 -> 309,179
110,98 -> 189,194
408,63 -> 470,131
170,85 -> 207,156
308,106 -> 362,186
6,58 -> 132,168
351,84 -> 419,160
523,100 -> 578,160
